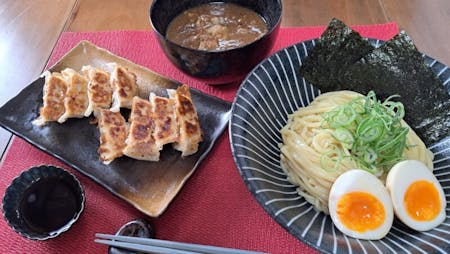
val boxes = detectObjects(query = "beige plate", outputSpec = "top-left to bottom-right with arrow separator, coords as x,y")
0,41 -> 231,217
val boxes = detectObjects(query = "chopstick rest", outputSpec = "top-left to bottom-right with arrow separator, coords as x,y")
109,219 -> 154,254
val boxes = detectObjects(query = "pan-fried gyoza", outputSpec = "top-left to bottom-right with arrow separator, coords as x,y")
82,65 -> 113,116
168,85 -> 203,156
33,64 -> 203,164
95,108 -> 128,164
109,63 -> 139,112
150,93 -> 178,150
58,68 -> 89,123
32,71 -> 68,126
122,97 -> 160,161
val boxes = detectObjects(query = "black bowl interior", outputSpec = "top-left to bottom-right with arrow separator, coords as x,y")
150,0 -> 282,39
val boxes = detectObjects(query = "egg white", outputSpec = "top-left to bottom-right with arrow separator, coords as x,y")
386,160 -> 446,231
329,169 -> 394,240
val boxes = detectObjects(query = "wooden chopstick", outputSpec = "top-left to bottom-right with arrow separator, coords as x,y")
95,233 -> 267,254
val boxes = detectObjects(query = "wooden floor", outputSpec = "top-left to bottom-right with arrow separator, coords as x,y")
0,0 -> 449,161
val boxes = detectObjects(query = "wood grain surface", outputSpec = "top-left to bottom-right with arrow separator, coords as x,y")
381,0 -> 450,66
68,0 -> 152,31
1,0 -> 449,160
280,0 -> 388,26
0,0 -> 76,160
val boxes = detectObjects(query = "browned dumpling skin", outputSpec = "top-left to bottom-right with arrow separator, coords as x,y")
123,97 -> 160,161
109,63 -> 139,112
96,109 -> 128,164
150,93 -> 178,150
58,68 -> 89,123
168,85 -> 203,156
32,72 -> 68,126
82,65 -> 113,116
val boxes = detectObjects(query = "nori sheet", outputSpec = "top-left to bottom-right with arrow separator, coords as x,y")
299,18 -> 374,92
339,31 -> 450,144
300,18 -> 449,144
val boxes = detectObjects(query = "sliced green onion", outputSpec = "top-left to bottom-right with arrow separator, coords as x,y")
376,127 -> 408,152
321,91 -> 409,174
356,118 -> 384,142
363,147 -> 377,164
334,105 -> 356,127
320,148 -> 342,172
332,128 -> 354,144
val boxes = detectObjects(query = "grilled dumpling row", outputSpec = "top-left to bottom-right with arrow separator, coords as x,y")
99,85 -> 202,164
33,66 -> 202,164
34,64 -> 138,126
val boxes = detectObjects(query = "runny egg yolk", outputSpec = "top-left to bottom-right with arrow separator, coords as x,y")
336,191 -> 385,233
404,180 -> 441,221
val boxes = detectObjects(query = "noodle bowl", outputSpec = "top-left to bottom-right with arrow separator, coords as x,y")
279,91 -> 433,214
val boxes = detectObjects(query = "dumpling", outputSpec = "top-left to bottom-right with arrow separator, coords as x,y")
82,65 -> 113,116
32,71 -> 68,126
150,92 -> 178,150
95,109 -> 128,164
57,68 -> 89,123
167,85 -> 202,156
109,63 -> 139,112
122,96 -> 160,161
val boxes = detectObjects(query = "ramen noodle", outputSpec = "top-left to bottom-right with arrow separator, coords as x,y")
279,91 -> 433,214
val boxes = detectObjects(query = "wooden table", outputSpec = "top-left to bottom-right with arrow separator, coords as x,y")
1,0 -> 449,161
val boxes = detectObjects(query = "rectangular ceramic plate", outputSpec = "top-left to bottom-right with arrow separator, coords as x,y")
0,41 -> 231,217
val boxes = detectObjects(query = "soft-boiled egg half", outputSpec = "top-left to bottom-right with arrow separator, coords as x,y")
329,169 -> 394,240
386,160 -> 446,231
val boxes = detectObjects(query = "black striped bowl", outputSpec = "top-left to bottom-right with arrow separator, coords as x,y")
229,39 -> 450,254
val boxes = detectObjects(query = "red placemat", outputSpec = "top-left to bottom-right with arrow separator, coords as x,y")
0,23 -> 398,254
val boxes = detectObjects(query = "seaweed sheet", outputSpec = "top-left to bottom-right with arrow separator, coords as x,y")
299,18 -> 374,92
340,31 -> 450,144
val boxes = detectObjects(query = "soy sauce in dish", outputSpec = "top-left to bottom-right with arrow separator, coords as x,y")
19,177 -> 80,233
166,2 -> 268,51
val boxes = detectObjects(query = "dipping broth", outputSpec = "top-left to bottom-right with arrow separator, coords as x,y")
166,2 -> 268,51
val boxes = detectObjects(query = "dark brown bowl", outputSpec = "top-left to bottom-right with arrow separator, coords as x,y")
149,0 -> 282,84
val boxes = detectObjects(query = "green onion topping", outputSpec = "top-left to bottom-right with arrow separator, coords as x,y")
321,91 -> 409,175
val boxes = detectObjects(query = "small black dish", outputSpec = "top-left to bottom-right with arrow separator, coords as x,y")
149,0 -> 282,84
109,219 -> 154,254
2,165 -> 85,240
